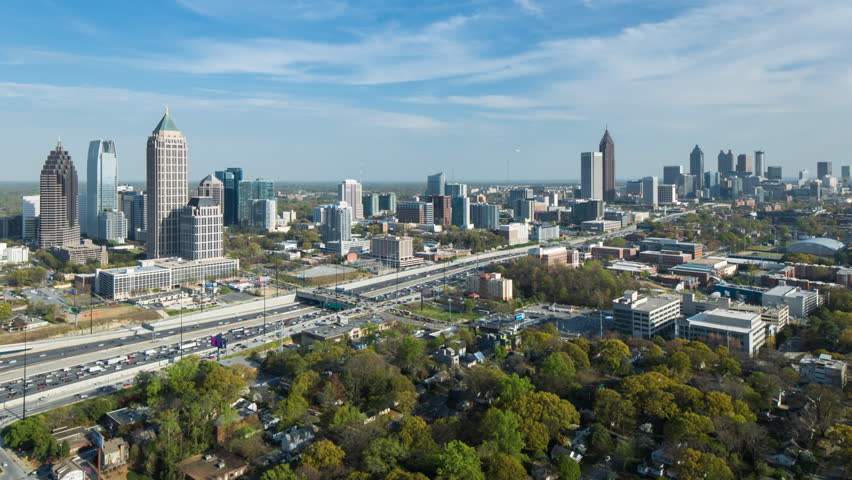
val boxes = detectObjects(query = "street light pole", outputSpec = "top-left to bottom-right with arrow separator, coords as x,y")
89,290 -> 94,335
22,326 -> 27,419
180,300 -> 184,360
263,280 -> 267,336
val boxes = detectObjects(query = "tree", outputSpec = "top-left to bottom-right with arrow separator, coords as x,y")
554,455 -> 581,480
395,337 -> 425,374
562,342 -> 590,369
276,394 -> 308,428
485,454 -> 526,480
397,416 -> 435,452
594,388 -> 636,432
0,303 -> 12,321
508,392 -> 580,449
497,373 -> 534,406
594,339 -> 630,373
302,439 -> 345,471
328,405 -> 367,432
385,469 -> 430,480
362,436 -> 407,475
260,464 -> 299,480
534,352 -> 576,396
437,440 -> 485,480
480,408 -> 525,458
663,412 -> 715,446
674,449 -> 733,480
588,423 -> 614,455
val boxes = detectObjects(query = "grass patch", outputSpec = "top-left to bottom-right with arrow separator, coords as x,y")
281,270 -> 372,287
399,302 -> 482,323
223,336 -> 294,360
165,307 -> 203,316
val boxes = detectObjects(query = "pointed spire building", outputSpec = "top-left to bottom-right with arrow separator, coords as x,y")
599,129 -> 615,202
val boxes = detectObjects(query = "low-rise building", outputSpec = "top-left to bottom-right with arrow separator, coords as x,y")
528,245 -> 579,266
639,237 -> 705,259
684,308 -> 766,357
580,220 -> 621,233
590,244 -> 637,260
498,223 -> 529,245
53,239 -> 108,265
279,425 -> 316,453
0,242 -> 29,264
176,451 -> 248,480
102,437 -> 129,471
669,258 -> 736,284
51,426 -> 90,454
798,354 -> 847,388
638,249 -> 692,268
762,285 -> 821,318
51,458 -> 86,480
465,272 -> 513,301
434,347 -> 460,366
612,290 -> 681,339
295,315 -> 395,346
606,261 -> 657,277
95,257 -> 239,300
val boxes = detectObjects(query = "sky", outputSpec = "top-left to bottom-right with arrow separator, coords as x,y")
1,0 -> 851,184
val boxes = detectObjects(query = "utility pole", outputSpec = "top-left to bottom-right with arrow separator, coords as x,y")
22,326 -> 27,419
179,300 -> 184,360
89,290 -> 94,335
263,280 -> 267,336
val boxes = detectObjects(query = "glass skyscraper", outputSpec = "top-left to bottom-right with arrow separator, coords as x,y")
86,139 -> 120,239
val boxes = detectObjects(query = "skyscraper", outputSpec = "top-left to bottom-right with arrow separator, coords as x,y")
431,195 -> 452,227
842,166 -> 850,183
21,195 -> 40,242
817,161 -> 832,178
599,129 -> 615,202
198,174 -> 224,208
85,140 -> 118,237
445,183 -> 468,198
214,167 -> 243,226
754,151 -> 765,178
378,193 -> 396,213
39,140 -> 80,249
766,166 -> 783,181
689,145 -> 704,189
146,108 -> 188,259
238,179 -> 274,225
426,172 -> 445,197
580,152 -> 603,200
663,166 -> 683,186
470,203 -> 499,230
179,197 -> 223,260
451,196 -> 470,228
121,191 -> 146,241
320,202 -> 353,243
338,179 -> 364,219
641,176 -> 658,207
718,150 -> 735,175
736,153 -> 752,176
362,193 -> 380,217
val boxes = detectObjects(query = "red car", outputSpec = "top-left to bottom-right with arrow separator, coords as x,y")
38,386 -> 46,390
123,383 -> 131,387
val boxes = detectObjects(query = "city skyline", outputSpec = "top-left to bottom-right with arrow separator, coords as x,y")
2,1 -> 852,182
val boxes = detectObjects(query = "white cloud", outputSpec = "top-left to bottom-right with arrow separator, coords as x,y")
479,110 -> 585,121
399,95 -> 546,109
513,0 -> 544,16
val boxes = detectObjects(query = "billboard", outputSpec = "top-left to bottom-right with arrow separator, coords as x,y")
514,313 -> 525,321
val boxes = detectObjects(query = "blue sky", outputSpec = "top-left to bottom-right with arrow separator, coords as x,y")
1,0 -> 851,184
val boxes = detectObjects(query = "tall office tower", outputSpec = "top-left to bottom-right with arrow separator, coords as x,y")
78,192 -> 88,237
626,180 -> 643,197
426,172 -> 445,197
338,179 -> 364,219
663,166 -> 683,186
766,166 -> 783,181
39,140 -> 80,249
22,196 -> 40,242
470,203 -> 500,230
214,167 -> 243,226
508,188 -> 533,205
657,184 -> 677,205
98,210 -> 127,244
842,165 -> 851,183
250,199 -> 277,232
451,196 -> 470,228
320,202 -> 353,243
313,205 -> 329,224
121,191 -> 146,240
514,199 -> 535,223
599,129 -> 616,202
238,179 -> 274,224
198,174 -> 224,208
85,140 -> 118,237
179,197 -> 223,260
817,161 -> 832,178
676,174 -> 696,199
641,176 -> 658,207
378,193 -> 396,213
736,154 -> 752,175
362,193 -> 380,217
397,202 -> 433,224
431,195 -> 452,227
754,151 -> 765,178
146,108 -> 188,259
445,183 -> 468,198
717,150 -> 735,175
580,152 -> 603,200
689,145 -> 704,189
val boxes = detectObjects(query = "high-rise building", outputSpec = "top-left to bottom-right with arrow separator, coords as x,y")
717,150 -> 735,176
97,210 -> 127,244
146,108 -> 188,259
431,195 -> 452,227
451,196 -> 470,228
767,166 -> 783,181
470,203 -> 499,230
641,176 -> 658,207
397,202 -> 433,224
599,129 -> 616,202
658,184 -> 677,205
250,199 -> 277,232
121,191 -> 146,241
736,154 -> 752,175
754,151 -> 765,178
378,193 -> 396,213
85,140 -> 118,237
426,172 -> 445,197
580,152 -> 603,200
513,199 -> 535,223
338,179 -> 364,219
371,235 -> 417,268
842,166 -> 851,183
676,174 -> 696,199
362,193 -> 380,218
572,199 -> 603,223
625,181 -> 643,197
320,202 -> 352,243
214,167 -> 243,226
663,166 -> 683,186
39,141 -> 80,249
198,174 -> 224,208
238,179 -> 274,225
22,195 -> 40,242
445,183 -> 468,198
817,161 -> 832,178
179,197 -> 223,260
689,145 -> 704,189
78,191 -> 88,238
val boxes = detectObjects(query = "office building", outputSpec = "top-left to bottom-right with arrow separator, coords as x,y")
717,150 -> 735,175
799,354 -> 848,388
371,235 -> 418,268
465,273 -> 513,301
528,245 -> 579,266
250,199 -> 277,232
736,153 -> 752,175
762,285 -> 820,318
581,220 -> 621,233
121,191 -> 146,241
146,108 -> 188,259
530,223 -> 559,242
581,152 -> 604,200
396,202 -> 433,224
238,179 -> 274,225
498,223 -> 529,245
572,199 -> 604,223
426,172 -> 445,196
214,167 -> 243,226
613,290 -> 681,339
641,176 -> 658,207
689,145 -> 704,189
39,140 -> 80,249
54,239 -> 107,265
0,216 -> 22,240
445,183 -> 468,198
663,166 -> 683,186
470,203 -> 499,230
85,140 -> 119,238
658,184 -> 677,205
640,237 -> 704,259
95,257 -> 239,300
22,195 -> 40,242
599,129 -> 616,202
676,174 -> 696,199
451,196 -> 470,228
0,243 -> 28,265
817,161 -> 832,178
362,193 -> 380,218
320,202 -> 353,244
766,166 -> 783,181
754,150 -> 765,177
508,188 -> 533,205
626,180 -> 643,197
179,197 -> 223,260
378,193 -> 396,213
197,174 -> 224,208
684,308 -> 766,357
431,195 -> 452,227
338,179 -> 364,220
513,199 -> 535,223
97,210 -> 127,244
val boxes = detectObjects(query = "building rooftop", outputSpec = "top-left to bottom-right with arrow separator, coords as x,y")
106,407 -> 147,426
152,107 -> 179,133
176,450 -> 247,480
687,308 -> 762,333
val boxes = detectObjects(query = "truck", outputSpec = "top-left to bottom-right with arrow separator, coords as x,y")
178,342 -> 197,350
87,366 -> 104,373
143,350 -> 157,356
106,355 -> 127,366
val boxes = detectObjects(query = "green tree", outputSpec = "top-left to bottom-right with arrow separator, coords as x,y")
362,436 -> 408,475
302,439 -> 345,471
480,408 -> 525,458
594,387 -> 637,432
664,412 -> 715,445
437,440 -> 485,480
260,464 -> 299,480
275,394 -> 308,428
674,449 -> 734,480
497,373 -> 534,406
554,455 -> 581,480
588,423 -> 614,455
397,416 -> 436,451
508,392 -> 580,449
328,405 -> 367,432
0,303 -> 12,321
594,339 -> 630,373
486,454 -> 527,480
534,352 -> 576,396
